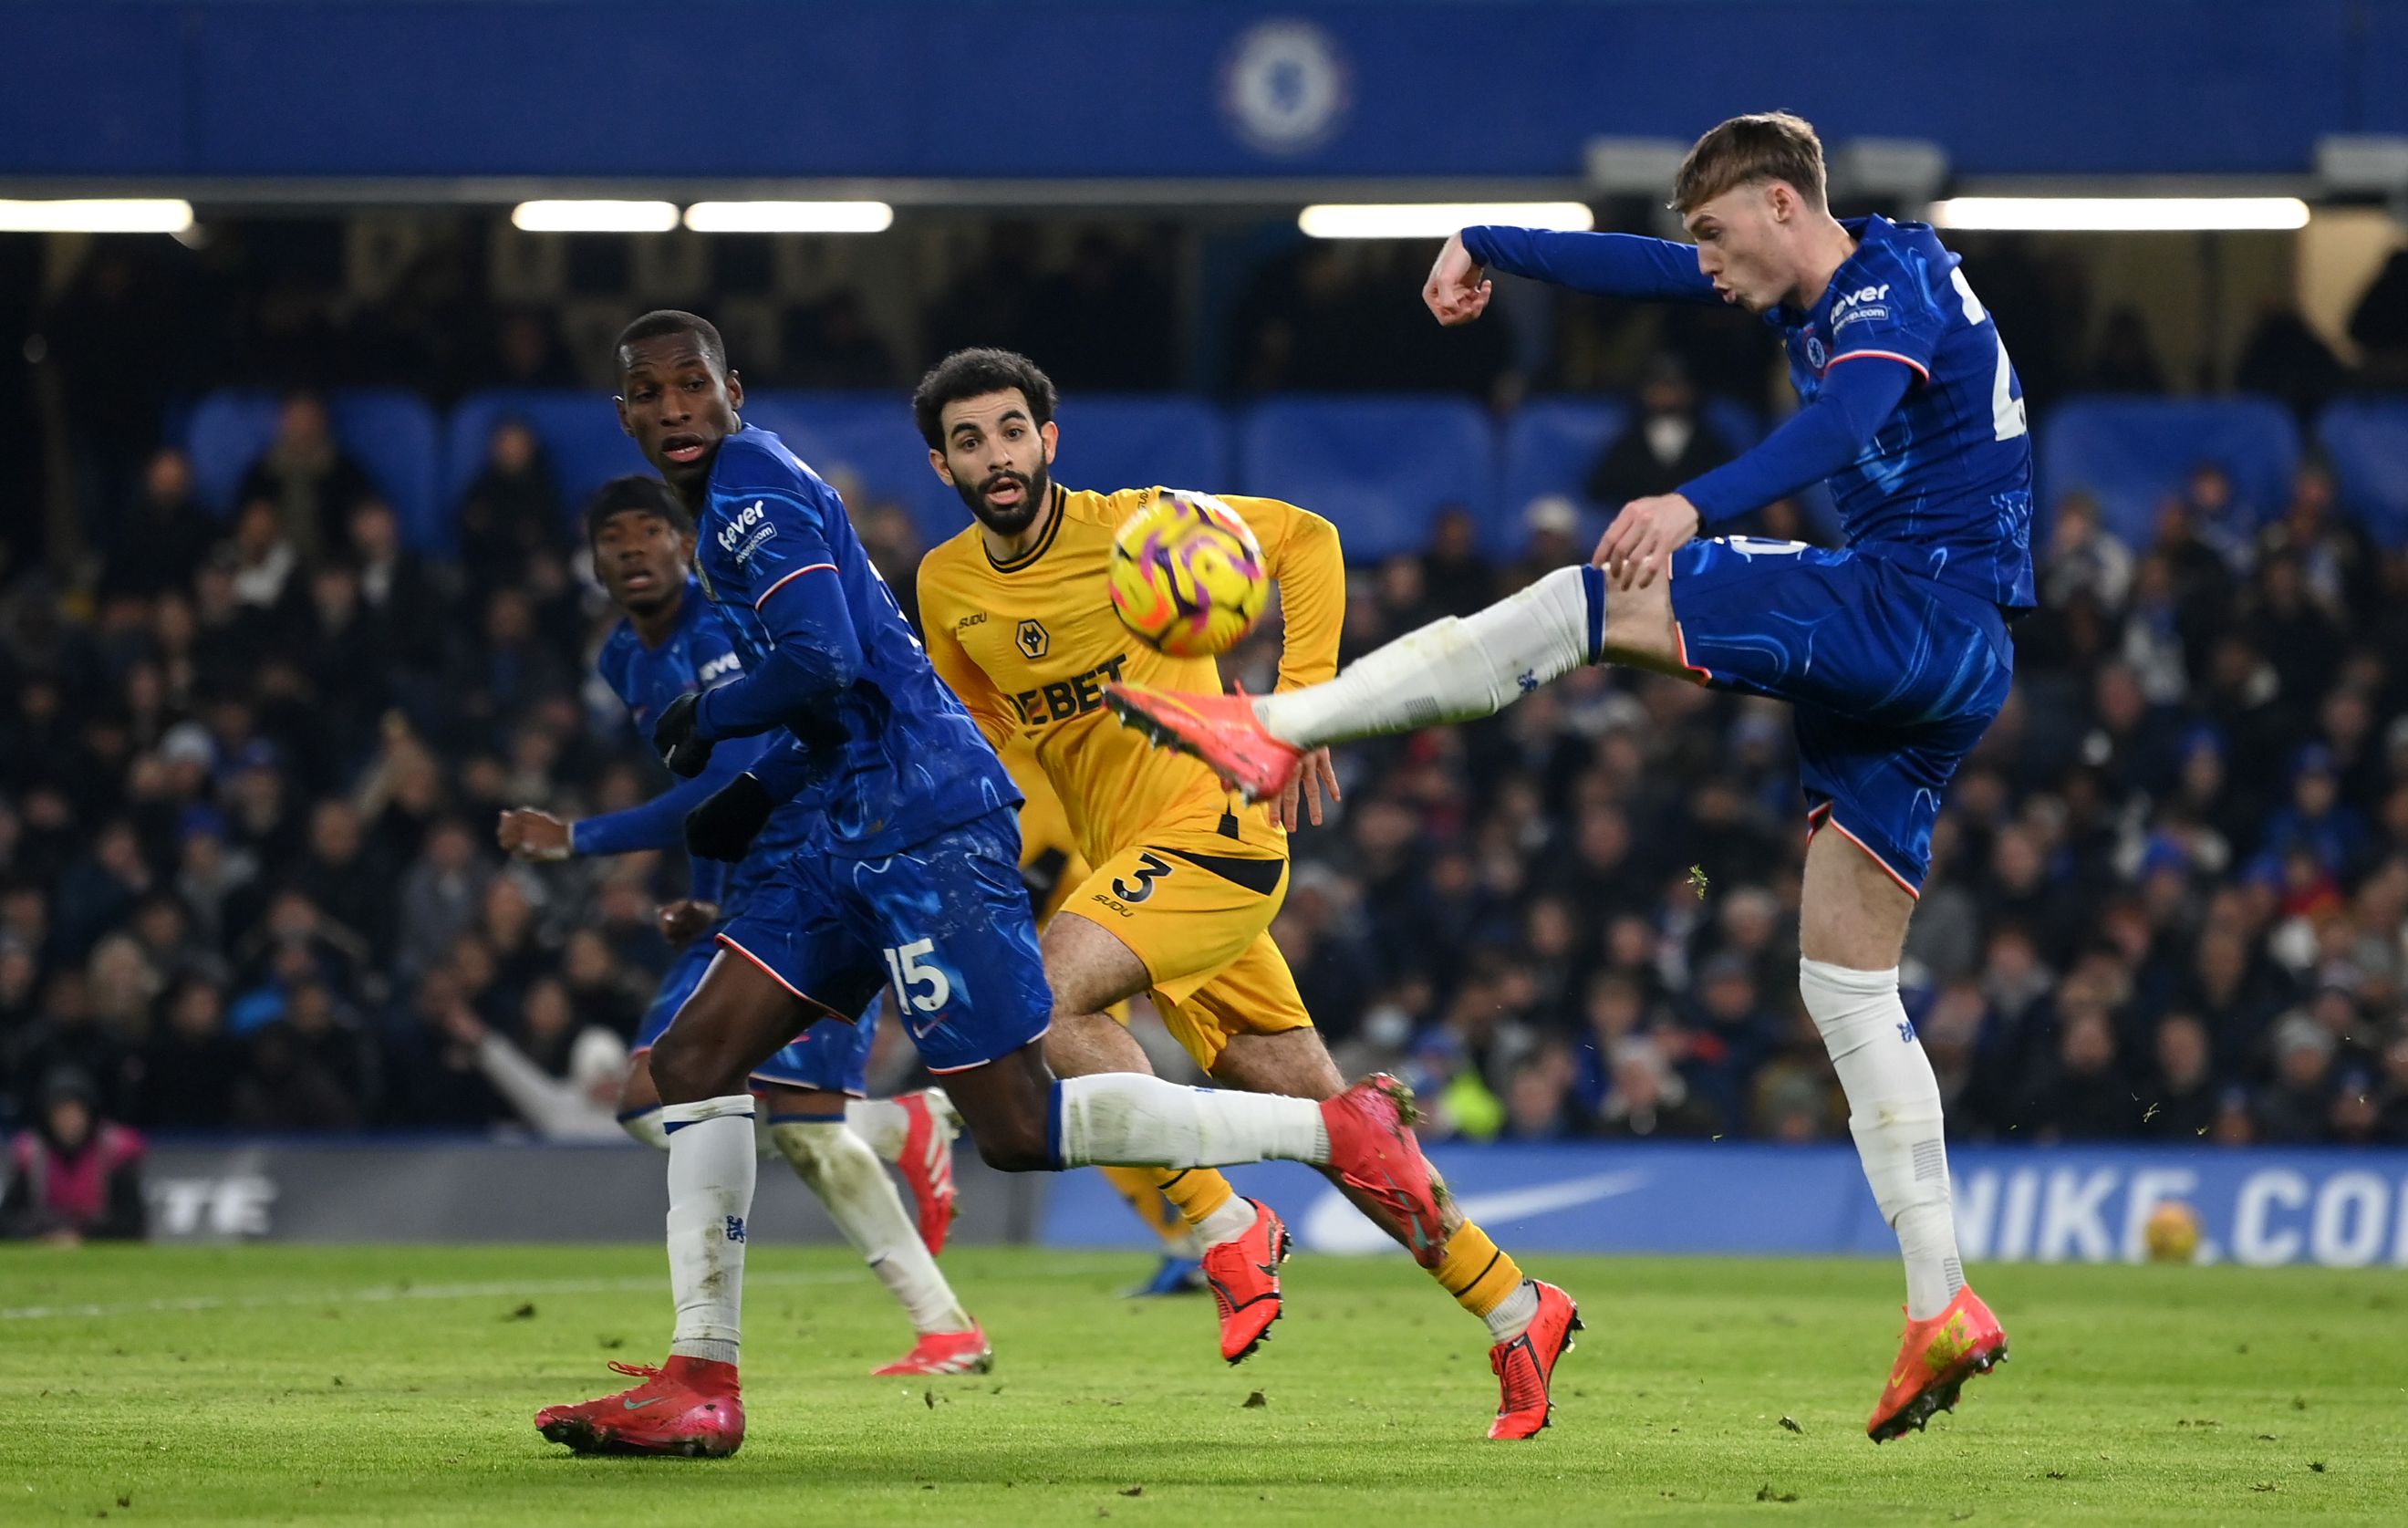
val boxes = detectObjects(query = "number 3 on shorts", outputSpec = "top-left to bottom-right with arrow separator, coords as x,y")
883,939 -> 951,1013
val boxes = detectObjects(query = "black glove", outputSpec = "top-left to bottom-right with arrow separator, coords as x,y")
686,773 -> 773,862
653,691 -> 714,779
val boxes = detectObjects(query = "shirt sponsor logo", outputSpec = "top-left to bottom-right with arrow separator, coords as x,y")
717,500 -> 777,564
1010,654 -> 1131,727
1831,282 -> 1894,334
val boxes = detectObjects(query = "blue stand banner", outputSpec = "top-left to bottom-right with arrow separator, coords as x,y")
1038,1144 -> 2408,1269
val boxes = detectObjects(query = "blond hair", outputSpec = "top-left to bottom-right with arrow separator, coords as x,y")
1671,112 -> 1827,214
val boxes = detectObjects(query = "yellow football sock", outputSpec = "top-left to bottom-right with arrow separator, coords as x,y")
1433,1219 -> 1524,1319
1151,1166 -> 1238,1228
1096,1165 -> 1193,1252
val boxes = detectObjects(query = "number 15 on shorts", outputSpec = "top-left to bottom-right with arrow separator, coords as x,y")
883,939 -> 952,1016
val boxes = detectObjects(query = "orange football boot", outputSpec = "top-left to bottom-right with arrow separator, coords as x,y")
1102,682 -> 1303,804
872,1323 -> 992,1377
1867,1285 -> 2008,1442
1200,1198 -> 1290,1364
1319,1074 -> 1447,1269
1488,1281 -> 1583,1440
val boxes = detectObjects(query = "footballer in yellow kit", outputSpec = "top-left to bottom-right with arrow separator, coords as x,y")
908,347 -> 1580,1441
923,473 -> 1334,1068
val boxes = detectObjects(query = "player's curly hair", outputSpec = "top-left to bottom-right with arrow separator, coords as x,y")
911,348 -> 1059,449
1671,111 -> 1827,215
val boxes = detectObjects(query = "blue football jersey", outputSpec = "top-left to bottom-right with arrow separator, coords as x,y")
593,581 -> 816,901
1773,215 -> 2036,609
691,424 -> 1017,857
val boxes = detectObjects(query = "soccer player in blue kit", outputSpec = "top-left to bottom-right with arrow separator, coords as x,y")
1106,113 -> 2019,1442
498,475 -> 990,1378
534,312 -> 1445,1458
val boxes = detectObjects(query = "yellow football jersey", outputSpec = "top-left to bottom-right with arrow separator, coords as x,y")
918,483 -> 1343,870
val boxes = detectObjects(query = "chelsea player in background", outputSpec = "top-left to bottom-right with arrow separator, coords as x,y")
533,312 -> 1445,1459
496,475 -> 989,1378
1107,112 -> 2023,1443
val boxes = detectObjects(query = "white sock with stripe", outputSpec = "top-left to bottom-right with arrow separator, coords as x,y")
770,1118 -> 969,1334
1052,1075 -> 1329,1167
662,1095 -> 757,1365
1255,565 -> 1604,748
1800,959 -> 1966,1321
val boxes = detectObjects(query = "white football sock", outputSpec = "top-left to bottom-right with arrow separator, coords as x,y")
845,1097 -> 911,1162
619,1107 -> 669,1150
1256,565 -> 1604,748
1053,1075 -> 1329,1168
1801,959 -> 1966,1321
1484,1280 -> 1541,1343
771,1120 -> 970,1335
662,1095 -> 757,1364
1195,1194 -> 1259,1247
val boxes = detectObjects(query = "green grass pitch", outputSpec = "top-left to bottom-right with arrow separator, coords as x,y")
3,1244 -> 2403,1525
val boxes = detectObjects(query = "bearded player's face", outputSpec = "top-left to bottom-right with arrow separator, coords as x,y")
934,390 -> 1058,536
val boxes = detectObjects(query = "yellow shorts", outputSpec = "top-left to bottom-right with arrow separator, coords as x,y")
1060,828 -> 1313,1073
1152,932 -> 1313,1074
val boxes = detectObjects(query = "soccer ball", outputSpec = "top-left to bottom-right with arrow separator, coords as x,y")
1108,489 -> 1269,659
2144,1201 -> 2202,1263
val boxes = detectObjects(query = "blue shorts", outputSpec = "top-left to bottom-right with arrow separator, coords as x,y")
633,923 -> 879,1096
1666,537 -> 2015,893
714,809 -> 1053,1076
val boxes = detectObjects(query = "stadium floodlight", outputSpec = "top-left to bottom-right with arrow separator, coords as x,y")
0,198 -> 194,234
683,201 -> 894,234
510,200 -> 680,233
1299,203 -> 1595,240
1928,197 -> 2310,232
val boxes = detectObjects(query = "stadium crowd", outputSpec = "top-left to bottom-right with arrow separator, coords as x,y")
4,387 -> 2407,1159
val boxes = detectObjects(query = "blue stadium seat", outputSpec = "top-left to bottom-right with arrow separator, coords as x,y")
1238,396 -> 1495,563
741,392 -> 964,546
184,390 -> 443,551
445,390 -> 649,548
2040,396 -> 2301,548
1051,395 -> 1230,501
2315,398 -> 2408,549
1499,398 -> 1631,556
183,392 -> 282,516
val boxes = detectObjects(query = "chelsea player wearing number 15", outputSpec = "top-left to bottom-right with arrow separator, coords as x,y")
533,311 -> 1448,1460
498,475 -> 987,1380
1108,112 -> 2021,1444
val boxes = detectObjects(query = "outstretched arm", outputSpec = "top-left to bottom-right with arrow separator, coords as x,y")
1427,227 -> 1721,323
570,747 -> 751,856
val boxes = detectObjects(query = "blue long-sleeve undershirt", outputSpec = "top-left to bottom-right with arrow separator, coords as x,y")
1460,226 -> 1721,303
1676,358 -> 1916,525
572,743 -> 746,903
690,574 -> 863,744
1460,223 -> 1920,527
